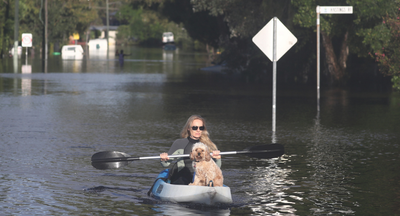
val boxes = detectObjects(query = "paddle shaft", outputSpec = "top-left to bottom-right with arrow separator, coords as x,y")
91,149 -> 282,163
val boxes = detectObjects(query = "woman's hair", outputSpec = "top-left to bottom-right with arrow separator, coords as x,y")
180,115 -> 218,151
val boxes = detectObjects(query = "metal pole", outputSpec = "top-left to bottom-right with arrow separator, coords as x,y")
316,6 -> 320,112
13,0 -> 19,59
272,17 -> 277,134
106,0 -> 109,59
45,0 -> 48,60
13,0 -> 19,73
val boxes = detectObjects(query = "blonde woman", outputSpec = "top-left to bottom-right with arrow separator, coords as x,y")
160,115 -> 221,185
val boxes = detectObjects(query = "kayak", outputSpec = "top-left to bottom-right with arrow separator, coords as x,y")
149,169 -> 233,205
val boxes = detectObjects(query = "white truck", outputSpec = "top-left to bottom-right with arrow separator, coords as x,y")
162,32 -> 174,43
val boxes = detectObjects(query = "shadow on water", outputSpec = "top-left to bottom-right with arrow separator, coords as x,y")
84,186 -> 143,193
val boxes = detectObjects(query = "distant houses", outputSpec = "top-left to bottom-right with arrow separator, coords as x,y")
68,26 -> 118,47
89,26 -> 119,46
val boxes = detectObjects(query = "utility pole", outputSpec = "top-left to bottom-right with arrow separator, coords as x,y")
45,0 -> 48,60
14,0 -> 19,58
316,6 -> 320,113
106,0 -> 109,59
13,0 -> 19,73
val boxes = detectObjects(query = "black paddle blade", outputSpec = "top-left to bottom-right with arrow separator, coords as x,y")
243,143 -> 284,159
92,161 -> 130,170
91,151 -> 131,170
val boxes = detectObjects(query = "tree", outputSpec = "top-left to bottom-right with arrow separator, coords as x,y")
293,0 -> 398,83
188,0 -> 311,81
190,0 -> 294,39
115,4 -> 175,46
362,3 -> 400,90
0,0 -> 13,58
183,0 -> 399,85
17,0 -> 98,51
160,0 -> 229,49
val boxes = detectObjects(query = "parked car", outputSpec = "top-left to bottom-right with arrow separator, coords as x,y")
162,32 -> 174,43
61,45 -> 84,59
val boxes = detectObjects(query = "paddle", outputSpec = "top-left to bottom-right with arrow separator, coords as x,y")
91,143 -> 284,170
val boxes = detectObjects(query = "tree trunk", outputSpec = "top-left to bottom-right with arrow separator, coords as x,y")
338,31 -> 349,71
1,0 -> 11,58
321,31 -> 349,81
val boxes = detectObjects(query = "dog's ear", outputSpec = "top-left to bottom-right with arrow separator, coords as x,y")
205,149 -> 212,161
190,150 -> 194,161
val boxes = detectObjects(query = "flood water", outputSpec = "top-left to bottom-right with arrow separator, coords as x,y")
0,46 -> 399,215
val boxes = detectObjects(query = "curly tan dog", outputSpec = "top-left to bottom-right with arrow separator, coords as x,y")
189,142 -> 223,187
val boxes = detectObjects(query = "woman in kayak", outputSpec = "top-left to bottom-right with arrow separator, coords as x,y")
160,115 -> 221,185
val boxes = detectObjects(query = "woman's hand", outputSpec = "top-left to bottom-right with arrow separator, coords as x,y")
212,150 -> 221,159
160,152 -> 169,162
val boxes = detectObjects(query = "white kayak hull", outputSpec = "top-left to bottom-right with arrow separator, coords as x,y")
150,169 -> 233,205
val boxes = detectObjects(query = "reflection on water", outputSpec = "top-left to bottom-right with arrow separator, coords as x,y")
324,88 -> 349,107
162,50 -> 175,76
21,64 -> 32,96
62,60 -> 83,73
306,116 -> 355,215
245,160 -> 297,215
153,203 -> 231,216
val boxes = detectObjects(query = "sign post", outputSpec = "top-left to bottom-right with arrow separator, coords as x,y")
252,17 -> 297,141
22,33 -> 32,65
316,6 -> 352,111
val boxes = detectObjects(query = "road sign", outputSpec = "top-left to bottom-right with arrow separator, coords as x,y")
252,18 -> 297,62
22,33 -> 32,47
73,33 -> 80,40
316,6 -> 353,112
319,6 -> 353,14
252,17 -> 297,135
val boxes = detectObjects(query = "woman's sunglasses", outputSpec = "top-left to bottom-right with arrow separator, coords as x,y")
191,126 -> 205,131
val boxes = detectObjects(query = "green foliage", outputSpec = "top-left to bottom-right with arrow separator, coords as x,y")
371,14 -> 400,90
292,0 -> 316,28
190,0 -> 293,39
0,0 -> 99,55
0,0 -> 14,56
184,0 -> 296,72
116,25 -> 130,42
160,0 -> 223,48
361,24 -> 391,53
290,0 -> 400,85
115,5 -> 183,46
357,2 -> 400,90
392,76 -> 400,91
17,0 -> 98,47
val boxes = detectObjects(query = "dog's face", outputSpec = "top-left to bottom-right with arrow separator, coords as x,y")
190,142 -> 211,162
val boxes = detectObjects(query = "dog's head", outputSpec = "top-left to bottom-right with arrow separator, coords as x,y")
190,142 -> 211,162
